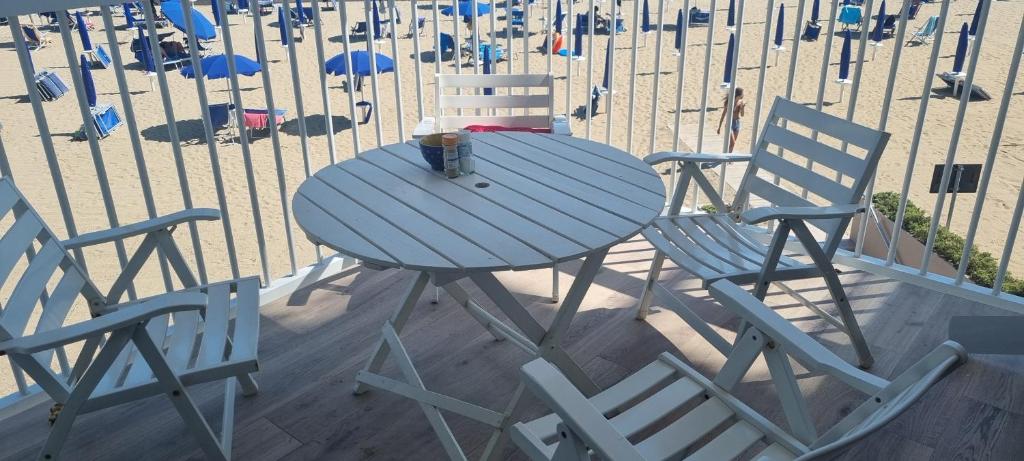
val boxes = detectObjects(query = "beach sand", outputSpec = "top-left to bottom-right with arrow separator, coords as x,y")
0,0 -> 1021,396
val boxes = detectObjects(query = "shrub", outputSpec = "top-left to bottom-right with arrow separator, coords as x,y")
871,192 -> 1023,297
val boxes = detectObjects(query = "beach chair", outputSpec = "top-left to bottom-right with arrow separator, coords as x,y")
512,280 -> 967,461
689,6 -> 711,26
907,15 -> 939,45
802,20 -> 822,40
356,100 -> 373,124
258,0 -> 275,14
89,104 -> 124,138
208,103 -> 236,130
34,70 -> 70,102
636,97 -> 890,369
407,16 -> 425,37
837,5 -> 863,30
438,32 -> 456,60
22,25 -> 51,50
84,45 -> 113,69
882,14 -> 898,37
290,7 -> 315,26
511,8 -> 525,32
0,178 -> 261,461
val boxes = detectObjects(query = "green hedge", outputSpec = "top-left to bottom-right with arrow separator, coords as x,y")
872,192 -> 1024,296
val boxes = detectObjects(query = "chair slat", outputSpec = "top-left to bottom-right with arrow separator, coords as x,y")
1,240 -> 64,337
197,283 -> 231,369
770,97 -> 883,150
29,269 -> 87,367
745,176 -> 817,209
121,317 -> 170,387
164,310 -> 201,372
439,94 -> 551,110
0,182 -> 22,221
656,220 -> 744,275
682,420 -> 764,461
753,152 -> 856,205
437,115 -> 552,130
642,227 -> 719,280
753,442 -> 797,460
230,278 -> 260,362
437,73 -> 551,88
0,214 -> 44,294
695,216 -> 803,268
635,397 -> 735,461
609,377 -> 703,438
761,125 -> 865,178
672,218 -> 763,271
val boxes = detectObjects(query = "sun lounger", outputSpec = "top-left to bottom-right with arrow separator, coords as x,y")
74,104 -> 124,140
908,15 -> 939,45
22,24 -> 51,50
689,6 -> 710,26
34,70 -> 70,101
84,45 -> 113,69
837,5 -> 863,30
802,20 -> 822,40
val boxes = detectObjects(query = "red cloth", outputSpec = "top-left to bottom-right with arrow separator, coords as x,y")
243,111 -> 284,129
463,125 -> 552,133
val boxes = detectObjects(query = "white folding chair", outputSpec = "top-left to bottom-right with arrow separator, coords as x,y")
512,280 -> 966,461
0,178 -> 260,460
638,97 -> 890,369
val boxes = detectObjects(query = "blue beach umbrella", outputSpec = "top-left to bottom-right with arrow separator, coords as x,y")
839,29 -> 851,81
181,54 -> 262,79
441,1 -> 492,17
953,22 -> 969,73
161,0 -> 218,40
76,12 -> 93,51
723,33 -> 734,87
324,51 -> 395,76
124,3 -> 136,28
373,0 -> 383,40
870,0 -> 885,43
811,0 -> 820,23
554,0 -> 563,32
602,35 -> 612,92
573,21 -> 584,58
211,0 -> 221,27
483,47 -> 493,95
674,9 -> 683,54
296,0 -> 306,23
642,0 -> 651,33
278,7 -> 289,46
81,55 -> 97,107
774,4 -> 785,48
138,26 -> 156,73
969,0 -> 982,36
727,0 -> 736,29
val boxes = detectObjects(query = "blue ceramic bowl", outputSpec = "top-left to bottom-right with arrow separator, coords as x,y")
419,134 -> 447,171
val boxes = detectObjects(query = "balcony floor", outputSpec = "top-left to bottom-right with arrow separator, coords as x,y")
2,238 -> 1023,460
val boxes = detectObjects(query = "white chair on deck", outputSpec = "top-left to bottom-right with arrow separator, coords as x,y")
413,73 -> 571,137
0,178 -> 260,461
637,97 -> 890,369
512,280 -> 967,461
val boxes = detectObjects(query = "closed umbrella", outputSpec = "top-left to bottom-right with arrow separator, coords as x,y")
161,0 -> 218,40
211,0 -> 221,27
138,26 -> 156,74
296,0 -> 306,24
953,22 -> 969,74
483,46 -> 493,95
554,0 -> 564,32
180,54 -> 262,79
81,55 -> 97,108
278,6 -> 289,46
869,0 -> 885,59
76,12 -> 93,52
722,33 -> 734,88
969,0 -> 982,37
601,35 -> 612,93
373,0 -> 383,41
674,9 -> 683,56
837,29 -> 852,101
123,3 -> 137,28
642,0 -> 651,33
324,51 -> 396,76
727,0 -> 736,30
811,0 -> 820,23
573,20 -> 584,59
773,4 -> 785,65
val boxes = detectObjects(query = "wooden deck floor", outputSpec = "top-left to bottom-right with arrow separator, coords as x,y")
2,237 -> 1023,460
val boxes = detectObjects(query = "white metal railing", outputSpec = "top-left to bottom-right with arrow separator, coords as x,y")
0,0 -> 1022,413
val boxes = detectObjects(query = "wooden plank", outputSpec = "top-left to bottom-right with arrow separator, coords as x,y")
196,283 -> 231,369
0,215 -> 44,295
473,133 -> 665,213
230,278 -> 261,362
499,132 -> 665,195
0,183 -> 22,221
770,97 -> 884,151
295,181 -> 457,271
374,147 -> 618,251
1,241 -> 63,336
363,144 -> 587,259
682,420 -> 764,461
695,215 -> 804,268
437,115 -> 551,130
761,125 -> 865,178
608,377 -> 704,437
753,152 -> 856,204
642,227 -> 720,280
636,397 -> 735,461
437,73 -> 551,88
655,220 -> 745,275
671,218 -> 763,271
439,94 -> 551,109
120,318 -> 169,388
164,310 -> 200,373
333,160 -> 549,268
292,193 -> 398,267
313,168 -> 509,271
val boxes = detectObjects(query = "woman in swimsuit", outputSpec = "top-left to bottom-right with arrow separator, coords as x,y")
717,87 -> 745,153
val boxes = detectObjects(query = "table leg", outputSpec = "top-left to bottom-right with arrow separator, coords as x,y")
352,271 -> 430,395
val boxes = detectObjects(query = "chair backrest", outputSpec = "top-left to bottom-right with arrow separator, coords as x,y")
0,178 -> 105,397
432,73 -> 556,132
731,97 -> 890,257
919,15 -> 938,35
439,32 -> 455,53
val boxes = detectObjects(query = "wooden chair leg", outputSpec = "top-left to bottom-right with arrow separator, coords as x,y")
636,250 -> 666,320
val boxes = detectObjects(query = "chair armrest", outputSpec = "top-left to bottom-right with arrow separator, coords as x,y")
739,204 -> 865,225
0,292 -> 207,355
412,117 -> 435,138
63,208 -> 221,250
708,280 -> 889,394
520,359 -> 645,460
643,151 -> 752,166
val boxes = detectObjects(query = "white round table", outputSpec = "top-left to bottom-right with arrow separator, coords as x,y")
293,132 -> 665,459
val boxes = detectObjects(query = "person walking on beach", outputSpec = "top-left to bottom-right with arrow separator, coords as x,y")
717,87 -> 745,153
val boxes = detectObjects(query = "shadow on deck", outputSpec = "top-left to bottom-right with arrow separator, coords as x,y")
1,237 -> 1022,460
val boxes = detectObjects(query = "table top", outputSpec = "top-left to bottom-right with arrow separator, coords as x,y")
293,132 -> 665,273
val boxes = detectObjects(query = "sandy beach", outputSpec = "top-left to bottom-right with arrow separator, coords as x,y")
0,0 -> 1021,395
